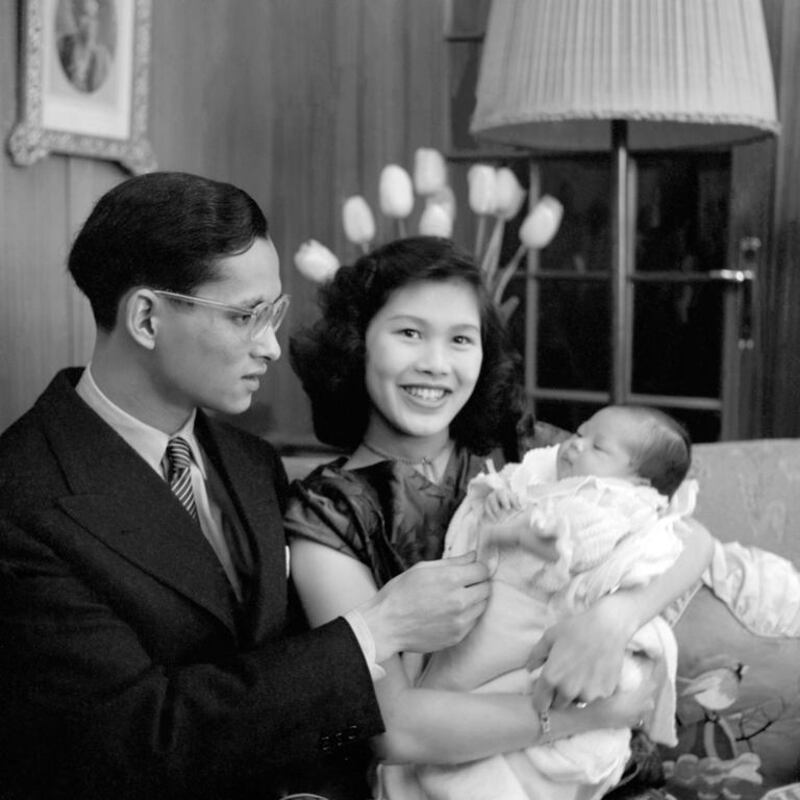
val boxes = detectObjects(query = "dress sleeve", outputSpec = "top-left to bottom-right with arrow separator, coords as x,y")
283,463 -> 382,567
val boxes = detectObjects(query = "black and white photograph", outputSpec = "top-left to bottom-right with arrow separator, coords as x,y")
1,2 -> 799,799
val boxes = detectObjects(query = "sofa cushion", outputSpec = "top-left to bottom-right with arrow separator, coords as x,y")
689,439 -> 800,565
654,439 -> 800,798
660,585 -> 800,798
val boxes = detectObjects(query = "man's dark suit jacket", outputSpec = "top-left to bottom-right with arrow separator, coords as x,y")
0,369 -> 383,800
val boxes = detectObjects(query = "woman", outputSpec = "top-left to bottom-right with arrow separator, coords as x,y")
284,236 -> 712,798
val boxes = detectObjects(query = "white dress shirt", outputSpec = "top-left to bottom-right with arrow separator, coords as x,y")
76,365 -> 242,600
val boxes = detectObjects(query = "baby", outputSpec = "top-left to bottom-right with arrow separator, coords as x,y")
415,405 -> 697,800
479,404 -> 692,589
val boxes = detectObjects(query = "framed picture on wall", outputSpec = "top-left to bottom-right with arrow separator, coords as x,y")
8,0 -> 157,175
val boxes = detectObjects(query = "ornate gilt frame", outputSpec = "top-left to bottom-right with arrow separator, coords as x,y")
8,0 -> 157,175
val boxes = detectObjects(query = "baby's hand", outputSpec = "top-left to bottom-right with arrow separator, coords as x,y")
484,486 -> 520,521
528,506 -> 560,540
481,508 -> 561,562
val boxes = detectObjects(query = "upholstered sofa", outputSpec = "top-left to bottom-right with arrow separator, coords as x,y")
656,439 -> 800,800
282,437 -> 800,800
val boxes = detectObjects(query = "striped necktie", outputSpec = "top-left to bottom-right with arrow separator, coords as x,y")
165,436 -> 199,522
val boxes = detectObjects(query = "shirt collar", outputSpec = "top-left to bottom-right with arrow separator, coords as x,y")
76,364 -> 207,479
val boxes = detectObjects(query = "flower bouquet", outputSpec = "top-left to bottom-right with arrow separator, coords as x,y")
294,147 -> 563,322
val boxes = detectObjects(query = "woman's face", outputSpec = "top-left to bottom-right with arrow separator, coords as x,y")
364,279 -> 483,443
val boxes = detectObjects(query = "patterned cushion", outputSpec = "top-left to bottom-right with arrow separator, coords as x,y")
660,439 -> 800,798
663,587 -> 800,797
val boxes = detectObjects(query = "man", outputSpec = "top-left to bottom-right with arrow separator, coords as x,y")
0,172 -> 490,799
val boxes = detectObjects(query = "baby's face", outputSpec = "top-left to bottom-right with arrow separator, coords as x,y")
556,407 -> 645,482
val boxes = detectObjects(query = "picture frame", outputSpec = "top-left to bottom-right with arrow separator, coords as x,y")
8,0 -> 157,175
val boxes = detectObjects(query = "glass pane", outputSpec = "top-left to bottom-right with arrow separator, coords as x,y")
511,152 -> 730,445
666,408 -> 722,445
635,154 -> 729,275
511,158 -> 614,393
632,282 -> 723,398
540,159 -> 612,274
535,280 -> 611,392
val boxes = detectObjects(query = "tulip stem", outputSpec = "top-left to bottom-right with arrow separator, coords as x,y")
492,244 -> 527,305
474,215 -> 487,263
499,296 -> 520,324
397,219 -> 408,239
481,218 -> 505,286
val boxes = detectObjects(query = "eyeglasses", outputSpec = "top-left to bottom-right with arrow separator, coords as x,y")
154,289 -> 290,340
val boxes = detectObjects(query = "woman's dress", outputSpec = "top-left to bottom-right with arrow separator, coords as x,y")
284,447 -> 499,583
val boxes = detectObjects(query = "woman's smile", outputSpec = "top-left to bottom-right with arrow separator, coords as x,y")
402,384 -> 450,404
364,279 -> 483,442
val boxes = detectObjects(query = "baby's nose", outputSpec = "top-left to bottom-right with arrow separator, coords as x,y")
568,435 -> 584,452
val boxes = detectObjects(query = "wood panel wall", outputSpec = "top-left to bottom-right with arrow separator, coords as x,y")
4,0 -> 800,442
0,0 -> 448,444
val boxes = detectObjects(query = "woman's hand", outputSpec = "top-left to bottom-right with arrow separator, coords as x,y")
528,519 -> 713,712
542,660 -> 657,743
527,596 -> 636,711
585,666 -> 657,732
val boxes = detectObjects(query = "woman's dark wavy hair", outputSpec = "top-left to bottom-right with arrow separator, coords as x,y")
290,236 -> 524,455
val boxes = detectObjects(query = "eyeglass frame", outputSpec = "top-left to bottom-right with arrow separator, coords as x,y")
153,289 -> 290,340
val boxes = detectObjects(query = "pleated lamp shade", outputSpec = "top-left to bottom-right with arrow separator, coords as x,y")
471,0 -> 779,152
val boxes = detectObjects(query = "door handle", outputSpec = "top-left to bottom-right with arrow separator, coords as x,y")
707,269 -> 754,282
720,238 -> 761,350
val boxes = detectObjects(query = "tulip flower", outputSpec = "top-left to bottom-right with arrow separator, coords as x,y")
468,164 -> 497,260
491,195 -> 564,313
294,239 -> 340,284
429,185 -> 456,223
342,195 -> 376,249
519,195 -> 564,249
379,165 -> 414,219
479,169 -> 525,284
467,164 -> 497,216
494,168 -> 527,221
413,148 -> 448,196
418,201 -> 453,238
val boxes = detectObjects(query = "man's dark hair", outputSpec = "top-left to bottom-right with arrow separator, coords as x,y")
68,171 -> 268,330
290,235 -> 524,455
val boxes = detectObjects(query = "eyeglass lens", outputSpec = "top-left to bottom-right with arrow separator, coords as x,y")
251,295 -> 290,338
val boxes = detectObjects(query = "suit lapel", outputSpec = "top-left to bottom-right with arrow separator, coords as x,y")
195,413 -> 289,643
38,371 -> 237,634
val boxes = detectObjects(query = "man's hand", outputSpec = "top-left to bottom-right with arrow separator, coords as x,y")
358,552 -> 491,663
527,598 -> 635,711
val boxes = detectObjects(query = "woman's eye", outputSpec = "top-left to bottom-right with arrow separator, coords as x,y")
398,328 -> 421,339
453,334 -> 476,346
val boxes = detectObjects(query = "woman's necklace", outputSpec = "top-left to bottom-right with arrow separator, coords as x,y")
361,439 -> 453,482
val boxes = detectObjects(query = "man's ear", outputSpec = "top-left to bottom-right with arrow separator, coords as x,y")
124,289 -> 160,350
